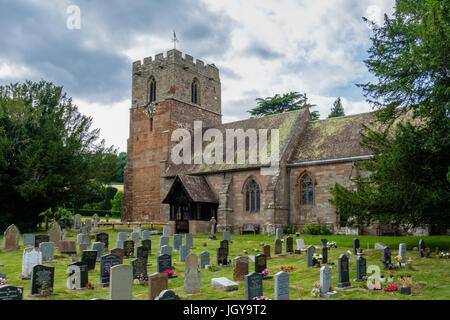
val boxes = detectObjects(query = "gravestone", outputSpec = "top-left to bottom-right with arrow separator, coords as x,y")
68,262 -> 88,288
98,254 -> 121,287
81,250 -> 98,271
77,234 -> 83,244
22,247 -> 42,279
173,234 -> 182,251
382,246 -> 392,269
142,239 -> 152,255
285,236 -> 293,253
220,240 -> 229,255
161,245 -> 173,257
356,256 -> 366,282
244,272 -> 263,300
30,265 -> 54,297
0,285 -> 24,300
39,242 -> 55,263
91,242 -> 105,261
95,232 -> 109,249
155,289 -> 180,300
185,233 -> 194,249
142,230 -> 151,241
274,271 -> 290,300
255,254 -> 267,273
211,277 -> 238,291
136,245 -> 149,264
84,219 -> 92,233
199,251 -> 210,269
23,234 -> 35,247
72,214 -> 82,232
79,234 -> 91,248
320,239 -> 328,247
158,236 -> 170,253
399,243 -> 407,263
92,214 -> 100,233
58,240 -> 77,255
217,247 -> 228,266
263,245 -> 271,258
61,229 -> 66,240
321,245 -> 328,264
110,264 -> 133,300
274,238 -> 282,255
110,248 -> 124,264
131,231 -> 140,245
275,228 -> 283,239
156,254 -> 173,274
34,235 -> 50,249
223,230 -> 231,242
233,256 -> 249,281
131,258 -> 148,280
353,238 -> 360,255
48,222 -> 62,246
67,264 -> 82,290
179,245 -> 189,261
123,240 -> 134,258
320,266 -> 338,298
184,253 -> 201,294
115,240 -> 124,249
306,246 -> 315,267
418,239 -> 425,258
296,239 -> 305,250
148,272 -> 168,300
337,254 -> 351,288
162,226 -> 171,237
118,232 -> 128,241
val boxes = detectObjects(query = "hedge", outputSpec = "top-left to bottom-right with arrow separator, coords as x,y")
67,208 -> 120,217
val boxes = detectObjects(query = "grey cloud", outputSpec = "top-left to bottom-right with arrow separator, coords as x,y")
242,42 -> 284,60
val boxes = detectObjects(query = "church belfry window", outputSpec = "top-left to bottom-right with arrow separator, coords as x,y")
191,78 -> 199,104
245,179 -> 260,212
149,77 -> 156,103
300,174 -> 314,205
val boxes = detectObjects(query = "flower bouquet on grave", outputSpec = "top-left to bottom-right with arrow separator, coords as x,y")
280,266 -> 294,273
311,282 -> 321,298
436,251 -> 449,259
312,254 -> 322,267
399,276 -> 413,295
327,241 -> 337,249
383,284 -> 399,292
38,280 -> 53,297
161,269 -> 175,278
208,264 -> 219,272
252,296 -> 270,300
86,282 -> 95,290
0,277 -> 6,286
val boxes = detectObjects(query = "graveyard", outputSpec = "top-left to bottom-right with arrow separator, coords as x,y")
1,221 -> 449,300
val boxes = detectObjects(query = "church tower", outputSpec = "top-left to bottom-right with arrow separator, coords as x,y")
122,49 -> 222,222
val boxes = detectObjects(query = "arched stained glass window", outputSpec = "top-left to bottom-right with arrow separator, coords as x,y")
301,175 -> 314,205
149,77 -> 156,103
245,179 -> 260,212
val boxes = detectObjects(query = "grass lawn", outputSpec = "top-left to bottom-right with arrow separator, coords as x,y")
0,228 -> 449,300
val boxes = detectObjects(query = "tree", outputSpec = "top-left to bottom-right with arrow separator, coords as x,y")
115,152 -> 127,183
0,80 -> 117,232
328,97 -> 345,118
248,91 -> 320,120
111,190 -> 123,215
330,0 -> 450,231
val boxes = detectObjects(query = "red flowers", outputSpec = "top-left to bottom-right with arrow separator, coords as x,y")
162,269 -> 174,276
280,266 -> 294,272
383,284 -> 399,292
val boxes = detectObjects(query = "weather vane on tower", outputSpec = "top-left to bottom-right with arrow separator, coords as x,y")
172,31 -> 179,50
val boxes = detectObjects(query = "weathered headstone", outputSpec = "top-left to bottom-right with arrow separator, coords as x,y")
131,231 -> 140,245
72,214 -> 82,232
22,247 -> 42,279
211,277 -> 238,291
0,285 -> 24,300
353,238 -> 360,255
320,239 -> 328,247
110,248 -> 124,264
39,242 -> 55,263
142,230 -> 151,241
115,239 -> 124,249
68,261 -> 88,288
48,222 -> 62,246
356,256 -> 366,282
123,240 -> 134,258
67,264 -> 82,290
274,271 -> 290,300
158,236 -> 169,253
255,254 -> 267,273
136,245 -> 149,264
81,250 -> 98,271
30,265 -> 54,297
320,266 -> 338,298
233,256 -> 249,281
285,236 -> 293,253
184,253 -> 201,294
173,234 -> 182,251
337,254 -> 351,288
142,239 -> 152,255
161,245 -> 173,257
263,245 -> 271,258
399,243 -> 407,264
155,289 -> 180,300
185,233 -> 194,249
148,272 -> 168,300
418,239 -> 425,258
98,254 -> 121,287
382,246 -> 392,269
321,245 -> 328,264
296,238 -> 305,250
91,242 -> 105,261
23,234 -> 35,247
34,235 -> 50,249
223,230 -> 231,242
131,258 -> 148,280
162,226 -> 171,237
95,232 -> 109,249
118,232 -> 128,241
110,264 -> 133,300
244,272 -> 263,300
275,228 -> 283,239
274,238 -> 282,255
199,251 -> 210,269
306,246 -> 315,267
58,240 -> 77,255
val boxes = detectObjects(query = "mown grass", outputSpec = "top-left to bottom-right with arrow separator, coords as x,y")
0,228 -> 449,300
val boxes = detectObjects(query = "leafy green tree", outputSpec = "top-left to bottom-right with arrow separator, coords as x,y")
248,92 -> 320,120
111,190 -> 123,215
115,152 -> 127,183
330,0 -> 450,231
0,80 -> 117,232
328,97 -> 345,118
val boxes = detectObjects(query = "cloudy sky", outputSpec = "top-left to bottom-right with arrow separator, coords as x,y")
0,0 -> 395,152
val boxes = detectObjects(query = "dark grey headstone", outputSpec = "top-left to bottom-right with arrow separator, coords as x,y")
34,235 -> 50,248
95,232 -> 109,249
285,236 -> 293,253
173,234 -> 182,251
131,258 -> 148,280
157,254 -> 172,273
155,289 -> 180,300
356,256 -> 366,282
245,272 -> 263,300
30,265 -> 54,296
321,246 -> 328,264
418,240 -> 425,258
136,245 -> 149,263
142,239 -> 152,255
81,250 -> 97,271
217,247 -> 228,266
255,254 -> 267,273
123,240 -> 134,258
0,285 -> 24,300
337,254 -> 350,288
383,246 -> 392,268
99,254 -> 121,287
353,238 -> 360,255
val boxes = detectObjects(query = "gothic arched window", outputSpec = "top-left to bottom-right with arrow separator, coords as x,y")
149,77 -> 156,103
245,179 -> 260,212
191,78 -> 199,104
300,174 -> 314,205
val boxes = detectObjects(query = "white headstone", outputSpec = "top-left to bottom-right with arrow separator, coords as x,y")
109,264 -> 133,300
22,248 -> 42,279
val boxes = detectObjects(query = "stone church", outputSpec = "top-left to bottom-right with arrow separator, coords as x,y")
121,49 -> 423,236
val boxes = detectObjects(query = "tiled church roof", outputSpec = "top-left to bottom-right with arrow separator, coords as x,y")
162,174 -> 218,203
